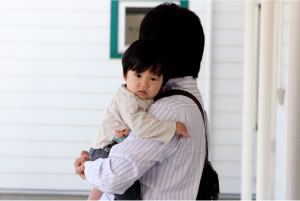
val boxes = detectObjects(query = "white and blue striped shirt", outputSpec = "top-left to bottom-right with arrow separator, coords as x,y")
84,76 -> 208,200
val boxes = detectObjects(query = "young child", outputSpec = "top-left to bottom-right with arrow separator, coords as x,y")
87,40 -> 190,200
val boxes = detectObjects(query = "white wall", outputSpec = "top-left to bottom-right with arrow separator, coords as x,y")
197,1 -> 245,194
0,0 -> 119,192
0,0 -> 246,195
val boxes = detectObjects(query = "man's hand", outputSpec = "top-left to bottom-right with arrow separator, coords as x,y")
74,150 -> 89,180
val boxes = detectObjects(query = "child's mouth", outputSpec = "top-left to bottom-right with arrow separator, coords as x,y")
137,91 -> 147,95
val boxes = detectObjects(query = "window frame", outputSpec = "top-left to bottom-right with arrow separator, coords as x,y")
110,0 -> 189,58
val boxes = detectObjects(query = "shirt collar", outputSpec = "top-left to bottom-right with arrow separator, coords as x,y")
165,76 -> 198,91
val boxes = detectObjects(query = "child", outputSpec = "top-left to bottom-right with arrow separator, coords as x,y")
87,40 -> 190,200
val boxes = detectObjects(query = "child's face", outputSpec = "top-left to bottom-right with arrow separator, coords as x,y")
124,69 -> 163,99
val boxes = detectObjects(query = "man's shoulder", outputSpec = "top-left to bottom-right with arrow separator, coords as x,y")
147,95 -> 189,120
153,92 -> 197,109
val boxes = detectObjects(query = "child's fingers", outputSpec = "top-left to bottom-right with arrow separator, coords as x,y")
116,132 -> 123,138
116,129 -> 129,138
182,131 -> 191,138
175,130 -> 191,138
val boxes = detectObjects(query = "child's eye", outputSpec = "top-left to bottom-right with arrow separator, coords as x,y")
151,77 -> 158,81
135,74 -> 141,78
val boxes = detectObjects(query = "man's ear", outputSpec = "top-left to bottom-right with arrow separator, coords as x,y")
160,87 -> 166,93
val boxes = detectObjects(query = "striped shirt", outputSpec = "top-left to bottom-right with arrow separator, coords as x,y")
84,76 -> 208,200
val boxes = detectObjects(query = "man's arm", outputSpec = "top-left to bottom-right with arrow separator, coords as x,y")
83,102 -> 181,195
84,132 -> 180,194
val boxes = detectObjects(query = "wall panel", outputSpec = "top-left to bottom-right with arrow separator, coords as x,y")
0,0 -> 246,195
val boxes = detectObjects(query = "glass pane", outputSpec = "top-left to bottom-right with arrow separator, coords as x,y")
125,7 -> 152,45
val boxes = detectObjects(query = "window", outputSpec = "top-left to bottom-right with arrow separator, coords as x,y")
110,0 -> 189,58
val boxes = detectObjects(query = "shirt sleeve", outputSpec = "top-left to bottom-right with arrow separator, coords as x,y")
84,103 -> 181,194
119,96 -> 176,144
90,95 -> 129,149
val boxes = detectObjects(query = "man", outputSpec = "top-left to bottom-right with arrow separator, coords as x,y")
75,3 -> 206,199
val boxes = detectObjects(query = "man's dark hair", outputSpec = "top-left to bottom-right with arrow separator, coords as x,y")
122,40 -> 166,83
139,3 -> 205,78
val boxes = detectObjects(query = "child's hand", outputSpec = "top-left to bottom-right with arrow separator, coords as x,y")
175,121 -> 191,138
116,129 -> 129,138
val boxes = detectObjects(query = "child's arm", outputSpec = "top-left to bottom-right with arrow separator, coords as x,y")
88,187 -> 103,200
116,92 -> 190,143
114,124 -> 191,139
123,109 -> 190,144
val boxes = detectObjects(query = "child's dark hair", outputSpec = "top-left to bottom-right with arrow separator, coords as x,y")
122,40 -> 167,85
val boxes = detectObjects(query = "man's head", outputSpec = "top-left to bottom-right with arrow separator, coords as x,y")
139,3 -> 205,79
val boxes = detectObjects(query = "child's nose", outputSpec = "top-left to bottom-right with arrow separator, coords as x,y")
140,79 -> 149,88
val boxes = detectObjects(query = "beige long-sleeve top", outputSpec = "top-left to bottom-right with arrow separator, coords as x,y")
91,85 -> 176,149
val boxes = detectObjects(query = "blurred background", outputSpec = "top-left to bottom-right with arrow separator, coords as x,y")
0,0 -> 299,200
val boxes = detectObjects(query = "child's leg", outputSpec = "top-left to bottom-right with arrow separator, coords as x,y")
88,187 -> 103,200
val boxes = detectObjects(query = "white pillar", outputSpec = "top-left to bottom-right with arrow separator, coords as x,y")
256,1 -> 276,199
285,1 -> 300,199
241,0 -> 258,199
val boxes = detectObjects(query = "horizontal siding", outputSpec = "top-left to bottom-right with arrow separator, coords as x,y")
213,63 -> 243,79
214,1 -> 245,13
213,46 -> 243,63
0,0 -> 112,192
0,157 -> 81,172
0,76 -> 121,93
214,161 -> 241,177
213,80 -> 243,95
0,174 -> 90,190
204,0 -> 244,195
0,141 -> 88,158
0,0 -> 110,10
214,160 -> 241,194
213,96 -> 242,112
0,109 -> 104,125
0,125 -> 97,142
189,0 -> 206,13
213,29 -> 243,46
212,128 -> 241,145
0,0 -> 246,195
213,12 -> 244,30
0,60 -> 122,77
191,0 -> 244,195
0,27 -> 109,44
219,178 -> 241,193
211,144 -> 241,161
0,93 -> 113,109
213,112 -> 242,129
0,44 -> 109,60
0,10 -> 109,27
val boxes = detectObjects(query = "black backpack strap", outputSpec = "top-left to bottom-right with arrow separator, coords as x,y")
154,89 -> 209,162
